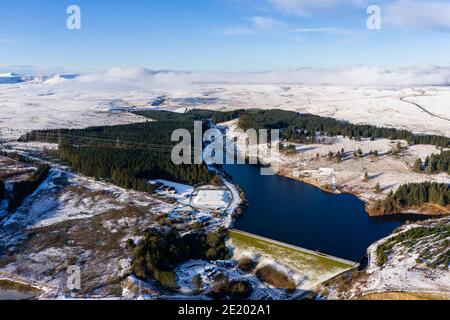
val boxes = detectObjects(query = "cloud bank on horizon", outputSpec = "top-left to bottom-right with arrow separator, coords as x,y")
23,66 -> 450,90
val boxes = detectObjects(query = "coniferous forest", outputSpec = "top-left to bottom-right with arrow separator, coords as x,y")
23,111 -> 218,191
237,109 -> 450,148
394,182 -> 449,208
371,182 -> 450,214
415,150 -> 450,174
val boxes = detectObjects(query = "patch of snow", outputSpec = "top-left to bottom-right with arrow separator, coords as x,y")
192,189 -> 231,211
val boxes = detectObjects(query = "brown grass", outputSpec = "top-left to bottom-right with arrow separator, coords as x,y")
360,292 -> 450,300
255,265 -> 296,291
237,257 -> 257,273
0,280 -> 42,294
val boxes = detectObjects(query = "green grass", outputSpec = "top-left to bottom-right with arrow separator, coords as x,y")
230,231 -> 354,288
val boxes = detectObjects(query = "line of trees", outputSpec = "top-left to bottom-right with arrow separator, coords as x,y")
395,182 -> 449,207
133,109 -> 246,124
370,182 -> 450,214
414,150 -> 450,175
237,109 -> 450,148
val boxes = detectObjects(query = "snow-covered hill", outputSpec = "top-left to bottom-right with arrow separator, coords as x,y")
1,67 -> 450,142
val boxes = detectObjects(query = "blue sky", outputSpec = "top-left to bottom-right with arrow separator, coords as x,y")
1,0 -> 450,72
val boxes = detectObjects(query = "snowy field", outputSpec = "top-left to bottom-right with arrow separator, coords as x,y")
0,164 -> 173,231
151,180 -> 232,211
1,74 -> 450,142
152,179 -> 193,196
192,189 -> 231,211
364,223 -> 450,296
326,218 -> 450,299
149,85 -> 450,137
0,79 -> 149,140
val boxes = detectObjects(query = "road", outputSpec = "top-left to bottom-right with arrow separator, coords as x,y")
400,89 -> 450,123
221,177 -> 241,227
207,120 -> 243,227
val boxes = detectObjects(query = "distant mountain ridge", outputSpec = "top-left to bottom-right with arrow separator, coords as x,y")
0,72 -> 23,84
0,73 -> 79,84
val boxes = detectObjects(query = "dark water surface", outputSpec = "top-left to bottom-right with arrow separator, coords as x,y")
224,164 -> 417,262
0,290 -> 35,300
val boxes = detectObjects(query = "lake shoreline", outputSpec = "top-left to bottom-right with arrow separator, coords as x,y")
278,170 -> 448,218
224,163 -> 411,261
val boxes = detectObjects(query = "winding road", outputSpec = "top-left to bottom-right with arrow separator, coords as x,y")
400,89 -> 450,123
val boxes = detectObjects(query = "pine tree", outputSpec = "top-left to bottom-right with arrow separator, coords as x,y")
336,152 -> 342,163
437,193 -> 446,207
192,274 -> 203,293
364,171 -> 370,182
375,182 -> 381,193
413,158 -> 423,172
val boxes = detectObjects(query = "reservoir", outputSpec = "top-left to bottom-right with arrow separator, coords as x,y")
224,164 -> 414,262
0,289 -> 35,300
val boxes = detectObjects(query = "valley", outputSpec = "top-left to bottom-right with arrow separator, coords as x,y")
0,78 -> 449,300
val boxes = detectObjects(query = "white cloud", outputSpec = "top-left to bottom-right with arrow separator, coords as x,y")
249,16 -> 288,31
220,25 -> 259,36
39,66 -> 450,90
266,0 -> 450,31
220,16 -> 287,35
292,27 -> 354,35
268,0 -> 366,16
384,0 -> 450,30
220,15 -> 352,38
